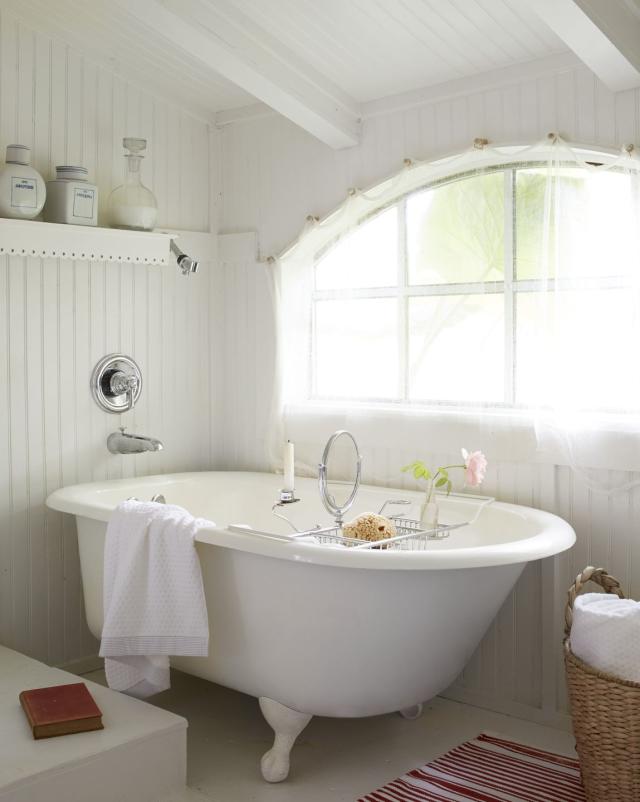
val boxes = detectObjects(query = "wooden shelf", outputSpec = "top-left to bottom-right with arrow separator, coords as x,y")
0,218 -> 174,265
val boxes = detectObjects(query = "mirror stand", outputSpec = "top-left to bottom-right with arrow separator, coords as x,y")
318,430 -> 362,528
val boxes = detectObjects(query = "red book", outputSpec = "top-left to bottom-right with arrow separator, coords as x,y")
19,682 -> 104,740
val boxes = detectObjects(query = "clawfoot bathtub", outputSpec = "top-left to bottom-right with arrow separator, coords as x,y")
47,471 -> 575,782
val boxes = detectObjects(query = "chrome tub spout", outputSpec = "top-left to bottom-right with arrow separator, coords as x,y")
107,427 -> 164,455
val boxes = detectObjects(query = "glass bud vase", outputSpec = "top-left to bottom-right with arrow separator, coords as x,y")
420,497 -> 439,531
108,137 -> 158,231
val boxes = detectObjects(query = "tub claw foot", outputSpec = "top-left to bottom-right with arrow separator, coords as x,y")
259,697 -> 312,783
399,703 -> 423,720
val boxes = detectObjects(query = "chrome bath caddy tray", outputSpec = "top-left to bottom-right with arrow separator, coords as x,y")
293,515 -> 468,550
229,516 -> 467,551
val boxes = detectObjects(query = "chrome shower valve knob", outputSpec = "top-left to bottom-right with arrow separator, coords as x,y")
109,372 -> 140,412
91,354 -> 143,413
109,372 -> 138,397
109,372 -> 137,394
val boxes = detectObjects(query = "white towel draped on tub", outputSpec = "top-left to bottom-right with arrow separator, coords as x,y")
99,500 -> 209,699
571,591 -> 640,684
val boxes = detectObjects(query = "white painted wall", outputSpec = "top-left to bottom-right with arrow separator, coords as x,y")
0,7 -> 216,666
217,56 -> 640,724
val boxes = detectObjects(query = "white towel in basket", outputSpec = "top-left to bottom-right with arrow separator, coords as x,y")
99,499 -> 209,698
571,592 -> 640,684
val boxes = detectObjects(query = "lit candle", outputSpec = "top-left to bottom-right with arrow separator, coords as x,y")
283,441 -> 295,492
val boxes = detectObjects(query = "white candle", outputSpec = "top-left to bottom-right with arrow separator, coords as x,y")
283,441 -> 295,491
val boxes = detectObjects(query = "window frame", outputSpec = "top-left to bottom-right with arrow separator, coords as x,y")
309,161 -> 632,410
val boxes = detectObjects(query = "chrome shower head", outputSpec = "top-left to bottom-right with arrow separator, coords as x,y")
170,239 -> 199,275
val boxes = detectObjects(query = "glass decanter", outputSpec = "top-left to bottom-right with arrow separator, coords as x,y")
108,137 -> 158,231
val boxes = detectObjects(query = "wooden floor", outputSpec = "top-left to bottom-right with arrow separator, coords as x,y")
85,667 -> 577,802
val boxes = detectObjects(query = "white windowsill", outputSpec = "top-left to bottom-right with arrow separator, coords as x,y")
284,401 -> 640,473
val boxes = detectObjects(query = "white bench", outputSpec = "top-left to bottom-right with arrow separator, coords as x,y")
0,646 -> 188,802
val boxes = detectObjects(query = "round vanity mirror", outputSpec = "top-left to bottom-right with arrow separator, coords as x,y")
318,430 -> 362,526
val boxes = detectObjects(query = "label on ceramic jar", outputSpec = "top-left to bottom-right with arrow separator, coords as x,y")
72,187 -> 96,219
11,176 -> 37,208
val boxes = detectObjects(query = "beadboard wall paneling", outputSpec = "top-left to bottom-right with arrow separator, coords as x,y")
0,7 -> 210,231
0,253 -> 215,667
0,9 -> 216,666
217,59 -> 640,725
219,62 -> 640,258
212,233 -> 275,471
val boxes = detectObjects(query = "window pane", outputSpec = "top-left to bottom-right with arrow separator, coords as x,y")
314,299 -> 398,399
315,207 -> 397,290
408,294 -> 504,403
515,168 -> 545,279
516,289 -> 640,410
516,167 -> 635,280
407,172 -> 504,285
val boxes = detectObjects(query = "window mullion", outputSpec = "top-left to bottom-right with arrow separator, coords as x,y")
503,169 -> 515,405
312,281 -> 506,301
398,199 -> 409,402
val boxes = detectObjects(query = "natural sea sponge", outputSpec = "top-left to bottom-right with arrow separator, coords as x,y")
343,513 -> 397,542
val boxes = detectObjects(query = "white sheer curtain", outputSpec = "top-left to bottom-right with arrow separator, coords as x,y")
269,137 -> 640,493
528,137 -> 640,492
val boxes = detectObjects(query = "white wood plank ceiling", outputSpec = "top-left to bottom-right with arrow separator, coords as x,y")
227,0 -> 565,102
1,0 -> 256,121
5,0 -> 640,148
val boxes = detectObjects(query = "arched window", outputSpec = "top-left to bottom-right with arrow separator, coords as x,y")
305,157 -> 639,412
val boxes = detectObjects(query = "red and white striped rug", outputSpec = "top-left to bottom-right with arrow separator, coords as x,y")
358,732 -> 585,802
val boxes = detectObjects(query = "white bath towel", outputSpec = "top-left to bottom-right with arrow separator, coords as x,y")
571,591 -> 640,684
99,499 -> 209,698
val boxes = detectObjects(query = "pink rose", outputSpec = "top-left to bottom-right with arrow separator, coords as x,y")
461,448 -> 487,487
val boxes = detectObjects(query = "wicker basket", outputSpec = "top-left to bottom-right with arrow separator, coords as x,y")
564,566 -> 640,801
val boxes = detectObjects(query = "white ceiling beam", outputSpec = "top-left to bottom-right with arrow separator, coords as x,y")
216,102 -> 276,128
117,0 -> 361,149
531,0 -> 640,91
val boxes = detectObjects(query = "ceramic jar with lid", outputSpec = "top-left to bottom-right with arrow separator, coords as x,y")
0,144 -> 46,220
44,165 -> 98,226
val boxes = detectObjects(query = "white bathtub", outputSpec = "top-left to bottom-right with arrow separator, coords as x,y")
47,470 -> 575,782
